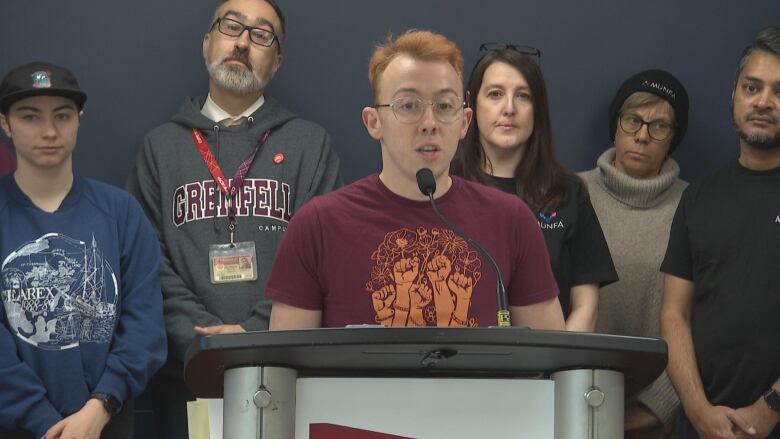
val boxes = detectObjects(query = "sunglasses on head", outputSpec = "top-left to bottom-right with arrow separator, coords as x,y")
479,43 -> 542,66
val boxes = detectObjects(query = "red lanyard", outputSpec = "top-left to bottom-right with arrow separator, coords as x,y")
191,128 -> 272,220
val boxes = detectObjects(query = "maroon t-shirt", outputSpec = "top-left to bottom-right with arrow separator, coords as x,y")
266,174 -> 559,328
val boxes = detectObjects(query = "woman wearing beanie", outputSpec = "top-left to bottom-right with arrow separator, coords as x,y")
451,45 -> 617,332
579,69 -> 689,438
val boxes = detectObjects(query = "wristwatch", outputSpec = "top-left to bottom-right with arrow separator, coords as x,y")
91,393 -> 121,416
763,387 -> 780,413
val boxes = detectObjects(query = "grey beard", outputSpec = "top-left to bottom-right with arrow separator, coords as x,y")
739,129 -> 780,150
206,60 -> 267,94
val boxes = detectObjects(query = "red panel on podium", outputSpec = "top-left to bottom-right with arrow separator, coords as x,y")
310,423 -> 412,439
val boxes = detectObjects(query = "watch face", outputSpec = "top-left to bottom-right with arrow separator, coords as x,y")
106,395 -> 120,414
93,393 -> 120,415
765,388 -> 780,412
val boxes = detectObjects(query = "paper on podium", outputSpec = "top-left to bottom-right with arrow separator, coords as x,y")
187,398 -> 224,439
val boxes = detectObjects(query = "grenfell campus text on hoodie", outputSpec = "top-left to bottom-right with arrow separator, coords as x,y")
127,95 -> 342,376
0,176 -> 166,438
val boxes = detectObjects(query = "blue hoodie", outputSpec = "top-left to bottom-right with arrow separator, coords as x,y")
0,175 -> 166,437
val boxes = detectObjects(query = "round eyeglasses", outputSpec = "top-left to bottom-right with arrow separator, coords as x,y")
374,95 -> 466,124
211,17 -> 280,51
619,113 -> 675,141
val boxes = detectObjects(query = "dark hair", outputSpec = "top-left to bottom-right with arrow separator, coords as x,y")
215,0 -> 286,39
735,26 -> 780,81
451,48 -> 577,214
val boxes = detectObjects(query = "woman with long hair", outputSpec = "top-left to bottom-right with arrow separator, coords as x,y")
451,45 -> 616,331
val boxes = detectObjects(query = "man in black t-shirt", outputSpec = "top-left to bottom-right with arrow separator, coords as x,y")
660,27 -> 780,439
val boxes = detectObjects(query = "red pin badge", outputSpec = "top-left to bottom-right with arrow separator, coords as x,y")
273,152 -> 285,164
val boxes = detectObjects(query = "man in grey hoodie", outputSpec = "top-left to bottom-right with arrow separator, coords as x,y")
126,0 -> 342,437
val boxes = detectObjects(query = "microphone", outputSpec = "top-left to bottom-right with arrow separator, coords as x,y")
415,168 -> 511,327
416,167 -> 437,197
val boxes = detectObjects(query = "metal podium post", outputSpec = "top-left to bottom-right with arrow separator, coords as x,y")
223,366 -> 297,439
552,369 -> 624,439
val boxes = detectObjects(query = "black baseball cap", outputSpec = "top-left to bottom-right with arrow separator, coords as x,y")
0,62 -> 87,114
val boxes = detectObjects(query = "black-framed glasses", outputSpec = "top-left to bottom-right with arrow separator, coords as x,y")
618,113 -> 675,141
374,95 -> 466,124
479,43 -> 541,65
210,17 -> 280,50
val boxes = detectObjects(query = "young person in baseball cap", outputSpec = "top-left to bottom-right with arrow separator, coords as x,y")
0,61 -> 166,439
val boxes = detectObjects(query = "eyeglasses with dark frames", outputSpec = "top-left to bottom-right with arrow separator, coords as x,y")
618,113 -> 675,141
479,43 -> 542,65
210,17 -> 281,52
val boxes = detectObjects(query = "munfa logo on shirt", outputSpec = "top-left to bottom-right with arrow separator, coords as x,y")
537,211 -> 564,230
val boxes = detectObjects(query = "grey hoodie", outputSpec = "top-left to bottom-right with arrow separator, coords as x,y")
127,95 -> 342,377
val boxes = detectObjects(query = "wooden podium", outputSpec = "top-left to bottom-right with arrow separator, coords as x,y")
185,327 -> 667,438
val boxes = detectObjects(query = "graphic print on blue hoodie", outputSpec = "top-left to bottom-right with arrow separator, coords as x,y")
2,233 -> 117,350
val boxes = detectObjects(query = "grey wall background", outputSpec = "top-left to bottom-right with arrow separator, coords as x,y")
1,1 -> 778,186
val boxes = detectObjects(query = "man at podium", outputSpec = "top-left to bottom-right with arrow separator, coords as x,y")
264,30 -> 565,330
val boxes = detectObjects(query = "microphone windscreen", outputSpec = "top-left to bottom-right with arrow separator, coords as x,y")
416,168 -> 436,196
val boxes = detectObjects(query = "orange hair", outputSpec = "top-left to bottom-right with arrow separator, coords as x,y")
368,29 -> 464,100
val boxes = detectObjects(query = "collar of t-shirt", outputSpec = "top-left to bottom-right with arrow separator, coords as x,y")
201,94 -> 265,126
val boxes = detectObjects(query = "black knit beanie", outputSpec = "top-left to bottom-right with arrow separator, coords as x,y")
609,69 -> 689,153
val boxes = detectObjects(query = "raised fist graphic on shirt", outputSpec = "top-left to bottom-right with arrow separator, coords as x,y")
426,255 -> 455,325
426,254 -> 452,282
372,284 -> 396,325
448,270 -> 474,301
410,282 -> 432,309
448,269 -> 474,326
367,228 -> 484,327
393,257 -> 420,285
408,282 -> 433,326
392,257 -> 419,326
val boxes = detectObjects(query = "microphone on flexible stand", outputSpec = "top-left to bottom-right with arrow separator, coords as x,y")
415,168 -> 511,327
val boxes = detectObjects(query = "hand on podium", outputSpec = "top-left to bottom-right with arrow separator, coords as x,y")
194,324 -> 246,336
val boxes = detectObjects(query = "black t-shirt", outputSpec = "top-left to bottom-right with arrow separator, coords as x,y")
661,160 -> 780,410
489,175 -> 617,316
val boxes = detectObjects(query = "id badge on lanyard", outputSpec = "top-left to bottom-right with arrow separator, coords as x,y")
209,241 -> 257,284
191,128 -> 271,284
